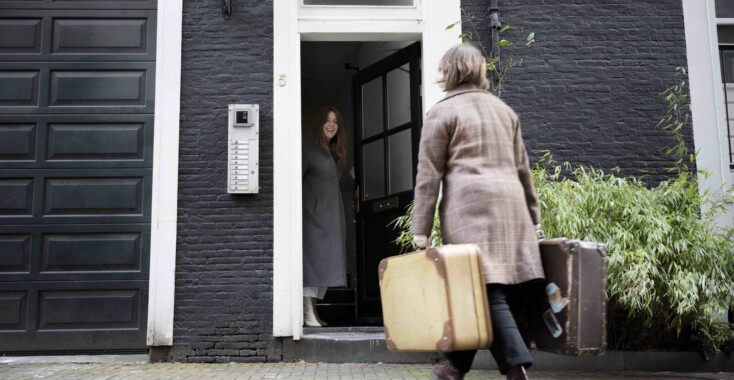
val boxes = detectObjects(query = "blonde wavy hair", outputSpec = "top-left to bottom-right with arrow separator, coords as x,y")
438,43 -> 489,91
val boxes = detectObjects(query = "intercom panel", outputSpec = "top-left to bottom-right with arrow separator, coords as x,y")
227,104 -> 259,194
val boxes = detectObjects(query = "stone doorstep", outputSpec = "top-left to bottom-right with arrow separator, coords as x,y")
284,328 -> 734,372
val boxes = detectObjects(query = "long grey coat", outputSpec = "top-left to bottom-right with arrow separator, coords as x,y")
302,140 -> 353,287
411,85 -> 544,285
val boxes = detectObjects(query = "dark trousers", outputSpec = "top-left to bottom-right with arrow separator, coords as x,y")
445,284 -> 534,375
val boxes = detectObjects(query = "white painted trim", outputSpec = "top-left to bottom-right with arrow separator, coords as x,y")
147,0 -> 183,346
683,0 -> 734,228
298,1 -> 421,20
298,21 -> 422,36
717,18 -> 734,25
273,0 -> 303,339
302,32 -> 421,42
422,0 -> 461,110
272,0 -> 460,337
299,0 -> 417,9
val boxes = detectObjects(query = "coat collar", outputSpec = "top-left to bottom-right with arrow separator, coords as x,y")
439,84 -> 489,103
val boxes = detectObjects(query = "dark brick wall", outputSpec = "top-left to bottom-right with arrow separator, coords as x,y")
174,0 -> 278,362
461,0 -> 691,180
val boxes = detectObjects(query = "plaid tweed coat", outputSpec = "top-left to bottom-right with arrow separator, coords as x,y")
302,139 -> 352,288
411,85 -> 544,285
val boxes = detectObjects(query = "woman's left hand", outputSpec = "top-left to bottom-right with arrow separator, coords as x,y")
413,235 -> 429,249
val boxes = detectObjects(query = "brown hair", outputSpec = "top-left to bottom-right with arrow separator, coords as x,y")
310,106 -> 348,169
438,43 -> 489,91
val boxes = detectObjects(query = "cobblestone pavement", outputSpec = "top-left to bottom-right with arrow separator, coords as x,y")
0,362 -> 733,380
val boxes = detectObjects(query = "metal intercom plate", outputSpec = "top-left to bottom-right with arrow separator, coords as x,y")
228,104 -> 259,194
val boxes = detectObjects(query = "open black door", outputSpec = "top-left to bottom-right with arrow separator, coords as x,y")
354,42 -> 422,322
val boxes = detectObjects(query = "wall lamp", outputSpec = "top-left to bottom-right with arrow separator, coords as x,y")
222,0 -> 232,19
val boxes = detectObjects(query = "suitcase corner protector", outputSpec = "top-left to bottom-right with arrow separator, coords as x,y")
385,337 -> 398,351
435,320 -> 454,351
378,258 -> 389,282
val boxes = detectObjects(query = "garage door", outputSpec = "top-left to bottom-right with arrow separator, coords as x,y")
0,0 -> 156,353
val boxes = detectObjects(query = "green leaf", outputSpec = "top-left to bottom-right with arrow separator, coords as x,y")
446,22 -> 457,30
497,39 -> 511,47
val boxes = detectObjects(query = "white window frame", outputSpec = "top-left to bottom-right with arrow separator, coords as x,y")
300,0 -> 416,9
272,0 -> 460,338
717,18 -> 734,168
682,0 -> 734,228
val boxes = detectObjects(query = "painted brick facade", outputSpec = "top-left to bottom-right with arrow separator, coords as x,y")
462,0 -> 691,180
174,0 -> 278,363
173,0 -> 689,362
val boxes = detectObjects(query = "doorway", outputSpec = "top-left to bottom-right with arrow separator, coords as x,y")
300,41 -> 422,325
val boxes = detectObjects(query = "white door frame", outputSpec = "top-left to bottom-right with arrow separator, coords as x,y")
147,0 -> 183,346
272,0 -> 461,338
682,0 -> 734,228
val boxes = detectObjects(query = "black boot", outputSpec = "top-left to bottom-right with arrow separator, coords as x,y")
431,362 -> 465,380
506,365 -> 528,380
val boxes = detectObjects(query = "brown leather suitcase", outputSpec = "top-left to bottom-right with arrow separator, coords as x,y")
533,238 -> 607,355
378,244 -> 492,352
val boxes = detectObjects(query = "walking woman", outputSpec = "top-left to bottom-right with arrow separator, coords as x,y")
302,106 -> 354,327
411,44 -> 543,380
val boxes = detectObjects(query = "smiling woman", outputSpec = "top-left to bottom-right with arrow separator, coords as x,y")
301,106 -> 355,327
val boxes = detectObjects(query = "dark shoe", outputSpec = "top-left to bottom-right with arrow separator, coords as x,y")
506,364 -> 528,380
431,363 -> 465,380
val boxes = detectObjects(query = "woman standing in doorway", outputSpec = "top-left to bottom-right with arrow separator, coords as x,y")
412,44 -> 543,380
302,106 -> 355,327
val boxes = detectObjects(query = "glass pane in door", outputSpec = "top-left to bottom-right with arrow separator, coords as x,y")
363,140 -> 384,200
719,26 -> 734,44
723,51 -> 734,83
362,77 -> 383,139
388,129 -> 412,194
717,0 -> 734,17
387,64 -> 411,129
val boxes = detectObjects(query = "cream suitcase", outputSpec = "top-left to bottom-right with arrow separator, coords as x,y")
378,244 -> 492,352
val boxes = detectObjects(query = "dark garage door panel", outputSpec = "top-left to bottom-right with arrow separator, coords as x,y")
0,1 -> 157,11
0,62 -> 156,114
0,9 -> 157,61
0,114 -> 153,169
0,224 -> 150,282
0,169 -> 152,225
0,281 -> 148,352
